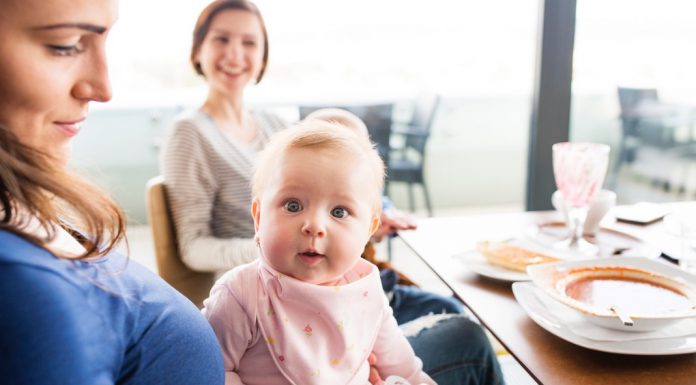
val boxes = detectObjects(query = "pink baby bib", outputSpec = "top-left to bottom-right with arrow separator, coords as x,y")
256,259 -> 387,385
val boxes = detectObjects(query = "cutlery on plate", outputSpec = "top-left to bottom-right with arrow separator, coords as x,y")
610,305 -> 634,326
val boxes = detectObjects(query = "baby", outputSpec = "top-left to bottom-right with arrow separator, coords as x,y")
203,119 -> 433,385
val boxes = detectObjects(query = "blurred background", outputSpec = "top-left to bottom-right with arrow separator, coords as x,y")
72,0 -> 696,224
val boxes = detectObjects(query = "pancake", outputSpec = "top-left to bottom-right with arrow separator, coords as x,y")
477,240 -> 560,272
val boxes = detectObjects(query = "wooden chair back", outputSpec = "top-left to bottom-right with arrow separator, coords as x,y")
145,176 -> 215,308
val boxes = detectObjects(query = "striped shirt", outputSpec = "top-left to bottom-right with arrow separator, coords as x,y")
160,109 -> 286,272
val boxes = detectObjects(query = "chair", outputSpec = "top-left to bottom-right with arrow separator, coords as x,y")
615,87 -> 659,170
386,93 -> 440,216
614,87 -> 685,189
145,176 -> 215,308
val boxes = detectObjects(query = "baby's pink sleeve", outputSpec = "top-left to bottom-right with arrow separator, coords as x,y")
372,307 -> 436,385
203,283 -> 255,385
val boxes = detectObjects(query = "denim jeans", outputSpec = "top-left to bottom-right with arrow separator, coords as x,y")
389,284 -> 464,325
405,314 -> 506,385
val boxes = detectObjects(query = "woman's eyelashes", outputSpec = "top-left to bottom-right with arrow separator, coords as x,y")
47,42 -> 85,56
210,35 -> 256,48
212,35 -> 229,44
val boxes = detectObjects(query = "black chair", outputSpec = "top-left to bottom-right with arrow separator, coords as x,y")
614,87 -> 678,188
614,87 -> 696,194
616,87 -> 659,165
386,93 -> 440,217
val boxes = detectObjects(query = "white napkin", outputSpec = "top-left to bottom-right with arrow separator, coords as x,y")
532,284 -> 696,342
509,236 -> 578,261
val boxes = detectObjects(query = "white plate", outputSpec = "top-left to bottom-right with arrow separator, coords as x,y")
452,250 -> 530,282
513,281 -> 696,355
526,257 -> 696,332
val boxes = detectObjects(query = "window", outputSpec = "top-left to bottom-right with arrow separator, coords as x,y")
571,0 -> 696,202
80,0 -> 539,221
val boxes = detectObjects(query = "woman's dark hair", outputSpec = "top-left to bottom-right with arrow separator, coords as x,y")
0,124 -> 126,260
190,0 -> 269,83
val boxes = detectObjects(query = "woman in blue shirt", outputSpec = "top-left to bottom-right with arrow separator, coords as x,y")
0,0 -> 223,384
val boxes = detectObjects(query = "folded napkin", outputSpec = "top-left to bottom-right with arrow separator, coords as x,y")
532,284 -> 696,342
508,236 -> 577,261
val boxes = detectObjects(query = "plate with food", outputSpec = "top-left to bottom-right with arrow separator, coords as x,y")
513,280 -> 696,355
452,239 -> 562,282
527,257 -> 696,332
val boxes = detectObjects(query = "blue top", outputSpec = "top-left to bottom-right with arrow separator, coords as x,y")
0,230 -> 224,385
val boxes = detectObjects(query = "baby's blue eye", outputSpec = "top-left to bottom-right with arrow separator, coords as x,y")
284,200 -> 302,213
331,207 -> 348,218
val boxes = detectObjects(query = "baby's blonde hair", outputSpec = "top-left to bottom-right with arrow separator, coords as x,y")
303,108 -> 369,139
252,119 -> 385,214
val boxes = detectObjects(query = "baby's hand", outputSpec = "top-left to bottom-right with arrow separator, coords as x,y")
368,352 -> 384,385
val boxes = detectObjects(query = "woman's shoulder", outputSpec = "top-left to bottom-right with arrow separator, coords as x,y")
168,109 -> 211,137
0,229 -> 224,384
251,109 -> 288,133
0,247 -> 125,383
0,230 -> 67,270
0,230 -> 123,368
0,230 -> 186,317
161,109 -> 219,160
0,230 -> 137,299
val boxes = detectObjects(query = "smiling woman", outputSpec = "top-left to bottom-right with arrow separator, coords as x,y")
0,0 -> 119,256
0,0 -> 224,383
0,0 -> 113,164
161,0 -> 285,273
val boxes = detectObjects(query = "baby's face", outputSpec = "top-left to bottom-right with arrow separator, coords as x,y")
252,146 -> 379,285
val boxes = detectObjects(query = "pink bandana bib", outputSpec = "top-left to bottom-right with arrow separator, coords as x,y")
256,259 -> 386,385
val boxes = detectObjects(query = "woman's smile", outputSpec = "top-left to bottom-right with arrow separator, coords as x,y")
54,118 -> 85,137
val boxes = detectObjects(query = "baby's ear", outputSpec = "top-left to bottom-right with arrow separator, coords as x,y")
251,198 -> 261,232
368,213 -> 381,237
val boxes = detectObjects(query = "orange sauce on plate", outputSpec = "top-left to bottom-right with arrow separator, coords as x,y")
565,277 -> 694,315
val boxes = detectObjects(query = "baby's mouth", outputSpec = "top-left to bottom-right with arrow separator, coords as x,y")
299,250 -> 325,265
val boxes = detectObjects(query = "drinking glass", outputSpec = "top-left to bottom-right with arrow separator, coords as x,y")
552,142 -> 610,254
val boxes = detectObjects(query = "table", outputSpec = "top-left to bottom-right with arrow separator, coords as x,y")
398,207 -> 696,385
